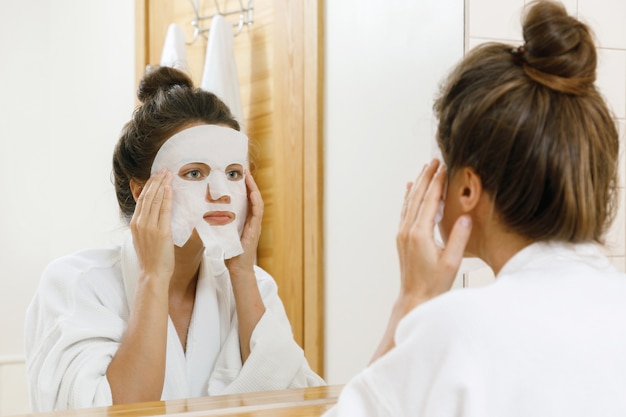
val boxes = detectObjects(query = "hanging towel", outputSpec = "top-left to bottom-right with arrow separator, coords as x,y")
200,14 -> 245,132
160,23 -> 189,71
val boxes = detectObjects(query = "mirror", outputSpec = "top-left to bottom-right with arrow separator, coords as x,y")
0,0 -> 464,413
324,0 -> 464,384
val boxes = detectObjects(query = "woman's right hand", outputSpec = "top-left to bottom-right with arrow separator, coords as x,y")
396,158 -> 471,305
109,169 -> 173,404
129,169 -> 175,284
370,159 -> 472,364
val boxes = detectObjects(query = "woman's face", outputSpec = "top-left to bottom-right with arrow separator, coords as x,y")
150,124 -> 249,259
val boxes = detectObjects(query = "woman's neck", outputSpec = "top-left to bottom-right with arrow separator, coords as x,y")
169,237 -> 204,297
475,224 -> 533,276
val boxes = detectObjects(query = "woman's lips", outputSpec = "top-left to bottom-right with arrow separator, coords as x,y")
203,211 -> 235,226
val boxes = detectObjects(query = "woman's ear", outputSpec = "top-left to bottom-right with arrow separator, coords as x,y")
458,167 -> 482,212
129,179 -> 144,203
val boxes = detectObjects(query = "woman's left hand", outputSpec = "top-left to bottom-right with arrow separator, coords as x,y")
225,170 -> 266,363
225,170 -> 264,277
370,158 -> 472,363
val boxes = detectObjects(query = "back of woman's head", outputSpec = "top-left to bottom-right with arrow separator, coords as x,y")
112,66 -> 240,221
435,0 -> 619,243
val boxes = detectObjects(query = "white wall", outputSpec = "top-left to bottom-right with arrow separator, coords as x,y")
0,1 -> 135,414
324,0 -> 626,385
323,0 -> 465,384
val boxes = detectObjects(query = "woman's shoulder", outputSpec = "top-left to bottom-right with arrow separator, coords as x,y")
396,283 -> 510,345
44,246 -> 122,276
40,246 -> 124,294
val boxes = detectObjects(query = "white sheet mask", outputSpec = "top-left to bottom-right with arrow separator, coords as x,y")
150,124 -> 249,258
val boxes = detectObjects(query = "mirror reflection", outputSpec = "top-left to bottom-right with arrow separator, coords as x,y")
0,0 -> 466,414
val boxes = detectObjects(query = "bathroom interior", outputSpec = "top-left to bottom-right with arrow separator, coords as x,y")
0,0 -> 624,414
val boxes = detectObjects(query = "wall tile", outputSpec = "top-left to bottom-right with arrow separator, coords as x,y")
467,36 -> 521,52
465,266 -> 496,288
602,187 -> 626,257
551,0 -> 578,16
579,0 -> 626,49
596,49 -> 626,120
454,258 -> 490,289
451,272 -> 464,290
468,0 -> 525,41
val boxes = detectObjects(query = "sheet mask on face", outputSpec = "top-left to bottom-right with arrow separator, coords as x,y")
151,124 -> 249,259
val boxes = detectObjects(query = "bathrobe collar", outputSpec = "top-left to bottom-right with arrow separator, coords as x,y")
120,233 -> 225,399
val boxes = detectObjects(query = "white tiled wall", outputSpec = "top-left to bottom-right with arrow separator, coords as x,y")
461,0 -> 626,289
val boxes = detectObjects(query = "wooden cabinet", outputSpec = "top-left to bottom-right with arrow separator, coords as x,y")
135,0 -> 324,376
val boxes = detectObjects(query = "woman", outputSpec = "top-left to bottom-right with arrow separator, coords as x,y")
25,66 -> 324,412
324,1 -> 626,416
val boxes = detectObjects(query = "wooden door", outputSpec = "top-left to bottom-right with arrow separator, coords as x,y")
135,0 -> 324,376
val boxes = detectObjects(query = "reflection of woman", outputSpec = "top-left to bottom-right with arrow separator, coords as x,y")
25,66 -> 324,412
325,1 -> 626,416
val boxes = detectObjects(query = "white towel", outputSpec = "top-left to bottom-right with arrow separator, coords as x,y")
200,15 -> 245,132
160,23 -> 188,71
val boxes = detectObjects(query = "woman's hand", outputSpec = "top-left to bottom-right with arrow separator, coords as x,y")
225,170 -> 266,363
370,158 -> 472,364
108,169 -> 173,404
396,158 -> 472,305
225,170 -> 264,277
130,169 -> 175,285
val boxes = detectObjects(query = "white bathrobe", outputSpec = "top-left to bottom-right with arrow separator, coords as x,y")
25,233 -> 324,412
324,241 -> 626,417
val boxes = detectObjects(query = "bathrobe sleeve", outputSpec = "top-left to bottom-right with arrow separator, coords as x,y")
321,300 -> 480,417
24,250 -> 127,412
208,265 -> 325,394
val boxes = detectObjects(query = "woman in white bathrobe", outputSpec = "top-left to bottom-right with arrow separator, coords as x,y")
324,2 -> 626,416
25,66 -> 325,412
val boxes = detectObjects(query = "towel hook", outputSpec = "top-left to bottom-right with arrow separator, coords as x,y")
187,0 -> 254,45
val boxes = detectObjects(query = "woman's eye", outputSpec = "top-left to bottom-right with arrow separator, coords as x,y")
179,163 -> 210,181
226,171 -> 241,180
184,169 -> 202,180
226,169 -> 243,181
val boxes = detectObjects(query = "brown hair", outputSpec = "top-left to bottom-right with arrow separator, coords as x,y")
434,0 -> 619,243
112,66 -> 246,221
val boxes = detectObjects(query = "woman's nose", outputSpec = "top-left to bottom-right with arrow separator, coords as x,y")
206,183 -> 231,203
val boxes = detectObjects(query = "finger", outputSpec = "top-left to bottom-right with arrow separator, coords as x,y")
399,181 -> 414,220
132,177 -> 154,227
245,171 -> 264,218
147,176 -> 167,224
402,159 -> 440,225
440,215 -> 472,275
242,171 -> 264,241
158,171 -> 173,231
415,164 -> 447,228
133,180 -> 150,222
136,171 -> 166,226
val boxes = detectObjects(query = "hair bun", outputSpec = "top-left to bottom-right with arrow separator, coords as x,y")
137,66 -> 195,103
520,1 -> 596,95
